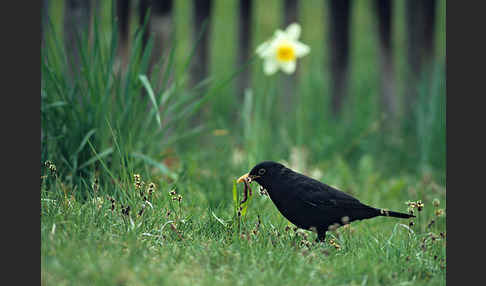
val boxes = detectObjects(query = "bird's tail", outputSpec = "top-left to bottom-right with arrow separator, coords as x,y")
377,208 -> 415,219
348,206 -> 414,223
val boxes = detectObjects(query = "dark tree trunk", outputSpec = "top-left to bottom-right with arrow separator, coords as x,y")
237,0 -> 252,101
191,0 -> 212,89
282,0 -> 299,113
139,0 -> 150,48
190,0 -> 212,124
139,1 -> 173,53
374,0 -> 397,127
64,0 -> 92,77
138,0 -> 173,85
327,0 -> 351,117
405,0 -> 437,115
284,0 -> 298,25
422,0 -> 437,62
116,0 -> 131,71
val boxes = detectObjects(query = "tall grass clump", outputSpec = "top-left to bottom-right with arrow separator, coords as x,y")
41,12 -> 206,199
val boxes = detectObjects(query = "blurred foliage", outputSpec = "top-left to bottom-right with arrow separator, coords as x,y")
42,0 -> 446,193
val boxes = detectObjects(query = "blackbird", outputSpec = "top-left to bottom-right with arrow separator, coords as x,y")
237,161 -> 414,242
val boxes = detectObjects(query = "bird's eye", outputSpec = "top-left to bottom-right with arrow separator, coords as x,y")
258,168 -> 266,175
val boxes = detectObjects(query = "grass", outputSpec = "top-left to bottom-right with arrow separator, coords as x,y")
41,1 -> 445,285
41,160 -> 446,285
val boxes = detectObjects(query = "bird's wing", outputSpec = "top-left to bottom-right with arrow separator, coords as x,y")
293,175 -> 363,209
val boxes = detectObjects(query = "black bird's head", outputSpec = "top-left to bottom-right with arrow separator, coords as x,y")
237,161 -> 286,189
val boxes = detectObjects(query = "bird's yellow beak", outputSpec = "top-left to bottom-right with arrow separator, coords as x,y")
237,173 -> 260,183
237,173 -> 250,183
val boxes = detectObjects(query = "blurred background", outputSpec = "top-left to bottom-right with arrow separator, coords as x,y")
41,0 -> 445,203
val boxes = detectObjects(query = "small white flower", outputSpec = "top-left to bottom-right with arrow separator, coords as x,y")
256,23 -> 310,75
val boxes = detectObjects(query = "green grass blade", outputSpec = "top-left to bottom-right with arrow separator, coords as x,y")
78,147 -> 114,171
232,179 -> 238,216
130,152 -> 177,180
139,75 -> 162,129
75,129 -> 97,156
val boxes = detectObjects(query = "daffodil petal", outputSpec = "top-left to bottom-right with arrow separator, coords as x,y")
257,39 -> 280,58
274,30 -> 291,43
256,41 -> 270,57
264,59 -> 279,75
274,29 -> 285,37
286,23 -> 301,40
293,41 -> 310,57
280,60 -> 296,74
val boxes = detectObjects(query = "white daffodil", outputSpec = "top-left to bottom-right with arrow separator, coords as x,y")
256,23 -> 310,75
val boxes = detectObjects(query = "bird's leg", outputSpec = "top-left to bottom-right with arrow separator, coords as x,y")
316,229 -> 327,243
